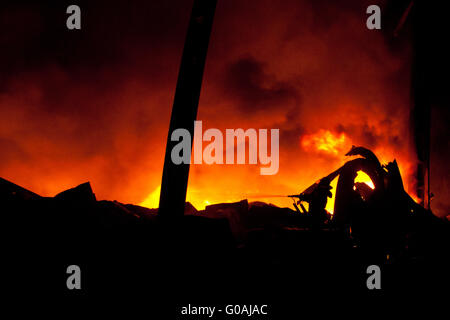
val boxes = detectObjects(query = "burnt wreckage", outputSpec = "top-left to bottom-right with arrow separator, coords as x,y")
1,146 -> 449,296
289,146 -> 441,258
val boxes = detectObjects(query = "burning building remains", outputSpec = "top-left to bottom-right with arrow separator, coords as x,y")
2,146 -> 449,301
1,0 -> 449,314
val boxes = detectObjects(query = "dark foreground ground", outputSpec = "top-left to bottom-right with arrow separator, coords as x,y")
2,178 -> 449,317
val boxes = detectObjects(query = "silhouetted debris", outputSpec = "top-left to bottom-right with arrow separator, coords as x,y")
96,200 -> 141,228
124,203 -> 158,220
200,200 -> 248,242
1,146 -> 449,299
0,177 -> 41,201
246,201 -> 301,230
184,201 -> 198,215
185,200 -> 310,245
54,182 -> 96,202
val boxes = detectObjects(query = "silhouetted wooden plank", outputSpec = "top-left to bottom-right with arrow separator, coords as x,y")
411,0 -> 431,209
159,0 -> 217,219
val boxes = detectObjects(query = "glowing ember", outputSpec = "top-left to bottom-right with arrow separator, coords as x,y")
325,177 -> 338,215
0,1 -> 425,215
325,171 -> 375,215
301,130 -> 348,155
354,170 -> 375,189
140,186 -> 161,209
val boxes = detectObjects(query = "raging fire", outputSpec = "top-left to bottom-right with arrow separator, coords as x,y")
301,130 -> 348,155
354,170 -> 375,189
301,129 -> 417,214
0,0 -> 425,215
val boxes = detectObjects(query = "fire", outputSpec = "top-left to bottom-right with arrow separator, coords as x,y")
325,171 -> 375,215
326,177 -> 338,215
301,130 -> 349,155
139,131 -> 417,213
354,170 -> 375,189
140,186 -> 161,209
0,1 -> 428,216
300,129 -> 418,214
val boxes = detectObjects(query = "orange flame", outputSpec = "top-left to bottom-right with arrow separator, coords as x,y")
299,130 -> 418,214
354,170 -> 375,189
301,130 -> 349,155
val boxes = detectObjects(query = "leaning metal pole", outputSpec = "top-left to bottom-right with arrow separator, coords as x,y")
411,0 -> 431,209
158,0 -> 217,219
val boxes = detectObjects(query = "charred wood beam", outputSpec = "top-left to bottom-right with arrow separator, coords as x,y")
159,0 -> 217,219
411,0 -> 431,209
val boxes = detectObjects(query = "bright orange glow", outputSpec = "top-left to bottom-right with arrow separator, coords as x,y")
354,170 -> 375,189
301,130 -> 349,155
136,136 -> 419,212
140,186 -> 161,209
0,1 -> 426,216
325,171 -> 374,215
299,132 -> 418,215
326,177 -> 338,215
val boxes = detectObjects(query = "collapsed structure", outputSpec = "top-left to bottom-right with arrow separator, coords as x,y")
288,146 -> 443,259
2,146 -> 448,296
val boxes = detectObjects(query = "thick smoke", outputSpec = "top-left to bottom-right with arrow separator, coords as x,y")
0,1 -> 420,213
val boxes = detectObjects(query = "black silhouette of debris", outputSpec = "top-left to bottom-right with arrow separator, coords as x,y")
54,182 -> 96,202
0,177 -> 41,201
2,146 -> 449,301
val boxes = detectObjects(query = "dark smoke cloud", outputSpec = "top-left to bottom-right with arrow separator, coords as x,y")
0,0 -> 193,201
223,56 -> 299,113
0,0 -> 427,213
